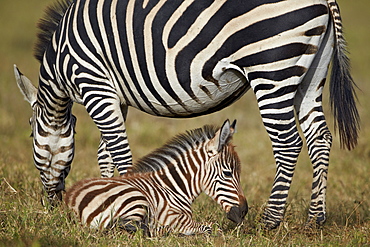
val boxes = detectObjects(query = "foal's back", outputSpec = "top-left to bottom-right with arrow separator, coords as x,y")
65,176 -> 149,229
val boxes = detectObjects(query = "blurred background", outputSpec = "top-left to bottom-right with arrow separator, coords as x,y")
0,0 -> 369,229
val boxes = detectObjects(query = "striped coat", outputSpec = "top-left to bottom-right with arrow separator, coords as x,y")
15,0 -> 359,229
65,120 -> 247,236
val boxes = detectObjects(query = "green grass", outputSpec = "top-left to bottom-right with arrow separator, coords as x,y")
1,0 -> 370,246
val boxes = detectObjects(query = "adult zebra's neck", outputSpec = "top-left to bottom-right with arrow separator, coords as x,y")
31,64 -> 76,202
37,63 -> 73,126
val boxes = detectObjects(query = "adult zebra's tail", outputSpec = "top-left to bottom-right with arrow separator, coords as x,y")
328,0 -> 360,150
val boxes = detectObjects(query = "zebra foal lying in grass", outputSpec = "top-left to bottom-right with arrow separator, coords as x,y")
15,0 -> 358,229
65,120 -> 247,236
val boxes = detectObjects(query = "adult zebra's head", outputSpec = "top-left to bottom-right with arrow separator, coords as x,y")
202,120 -> 247,224
14,65 -> 76,206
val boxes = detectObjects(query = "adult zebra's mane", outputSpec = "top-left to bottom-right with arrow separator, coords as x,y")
34,0 -> 73,62
129,125 -> 219,174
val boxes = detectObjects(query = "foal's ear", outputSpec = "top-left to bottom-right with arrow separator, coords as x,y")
14,64 -> 37,106
207,119 -> 237,155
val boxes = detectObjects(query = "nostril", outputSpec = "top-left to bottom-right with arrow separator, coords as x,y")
244,204 -> 248,214
242,199 -> 248,214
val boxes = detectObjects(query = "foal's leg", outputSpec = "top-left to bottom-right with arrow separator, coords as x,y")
167,212 -> 216,235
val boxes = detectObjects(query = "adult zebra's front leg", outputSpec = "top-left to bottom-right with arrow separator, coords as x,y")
97,105 -> 129,177
253,82 -> 303,229
83,88 -> 133,175
97,136 -> 114,177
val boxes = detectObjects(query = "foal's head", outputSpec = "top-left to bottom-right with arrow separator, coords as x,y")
200,120 -> 247,224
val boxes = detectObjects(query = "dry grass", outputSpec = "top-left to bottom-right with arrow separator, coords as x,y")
1,0 -> 369,246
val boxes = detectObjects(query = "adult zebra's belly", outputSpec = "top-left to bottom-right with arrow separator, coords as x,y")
129,65 -> 250,118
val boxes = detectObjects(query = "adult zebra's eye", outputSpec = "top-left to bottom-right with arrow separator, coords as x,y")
29,118 -> 34,137
223,171 -> 232,178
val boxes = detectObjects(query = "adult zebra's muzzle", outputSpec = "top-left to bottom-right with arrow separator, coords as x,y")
227,199 -> 248,224
40,168 -> 69,208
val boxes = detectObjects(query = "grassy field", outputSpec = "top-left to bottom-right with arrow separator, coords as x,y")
1,0 -> 369,246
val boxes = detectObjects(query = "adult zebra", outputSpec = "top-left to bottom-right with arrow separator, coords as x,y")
65,120 -> 247,236
15,0 -> 359,229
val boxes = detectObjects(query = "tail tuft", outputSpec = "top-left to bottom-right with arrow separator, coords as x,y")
328,0 -> 360,150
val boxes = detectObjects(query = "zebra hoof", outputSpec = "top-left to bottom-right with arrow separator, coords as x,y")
262,220 -> 281,230
201,222 -> 221,235
260,212 -> 282,230
304,214 -> 326,230
203,226 -> 212,235
40,189 -> 63,209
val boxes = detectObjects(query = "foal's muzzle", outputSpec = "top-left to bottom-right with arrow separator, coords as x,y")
227,199 -> 248,224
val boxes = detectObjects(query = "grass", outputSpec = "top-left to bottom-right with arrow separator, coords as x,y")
1,0 -> 369,246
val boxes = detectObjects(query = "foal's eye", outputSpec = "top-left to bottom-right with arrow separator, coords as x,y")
223,171 -> 232,178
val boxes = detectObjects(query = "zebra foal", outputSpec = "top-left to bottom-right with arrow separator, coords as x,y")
15,0 -> 359,229
65,120 -> 247,236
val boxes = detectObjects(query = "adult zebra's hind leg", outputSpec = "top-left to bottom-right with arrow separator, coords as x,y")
294,20 -> 334,227
98,105 -> 129,177
252,80 -> 303,229
295,81 -> 332,228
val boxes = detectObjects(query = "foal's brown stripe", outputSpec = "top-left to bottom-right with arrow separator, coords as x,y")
78,182 -> 122,216
85,187 -> 140,225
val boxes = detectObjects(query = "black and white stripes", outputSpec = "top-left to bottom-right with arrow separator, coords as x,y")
65,120 -> 247,236
15,0 -> 359,228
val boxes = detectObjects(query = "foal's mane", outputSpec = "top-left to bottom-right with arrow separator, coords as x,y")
34,0 -> 73,62
129,124 -> 218,174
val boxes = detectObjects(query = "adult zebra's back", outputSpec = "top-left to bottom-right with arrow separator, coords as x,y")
15,0 -> 359,229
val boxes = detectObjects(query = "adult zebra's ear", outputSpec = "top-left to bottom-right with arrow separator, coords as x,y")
207,119 -> 237,155
14,64 -> 37,106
